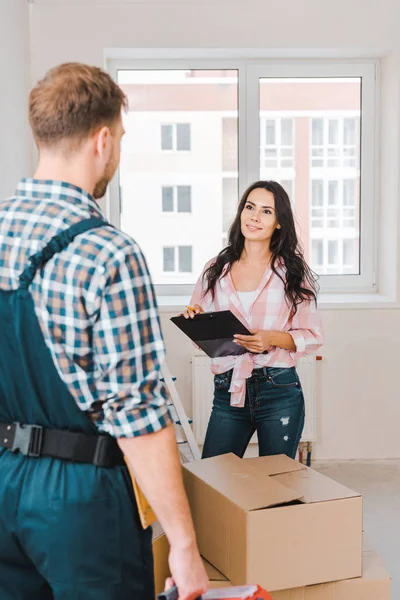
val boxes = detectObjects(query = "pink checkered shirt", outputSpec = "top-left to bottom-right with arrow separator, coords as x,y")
190,260 -> 323,407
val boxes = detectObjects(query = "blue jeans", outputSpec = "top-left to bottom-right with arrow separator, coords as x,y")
202,366 -> 305,459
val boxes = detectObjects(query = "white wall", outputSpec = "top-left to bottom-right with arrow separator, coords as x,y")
0,0 -> 32,200
22,0 -> 400,459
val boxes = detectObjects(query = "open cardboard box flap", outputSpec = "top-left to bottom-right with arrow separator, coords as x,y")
183,453 -> 303,511
245,454 -> 361,504
245,454 -> 306,477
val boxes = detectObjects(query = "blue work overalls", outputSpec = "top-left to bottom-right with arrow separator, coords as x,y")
0,218 -> 155,599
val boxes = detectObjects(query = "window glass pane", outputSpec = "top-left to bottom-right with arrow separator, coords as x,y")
265,120 -> 276,145
259,77 -> 361,276
281,119 -> 293,145
328,181 -> 339,205
163,247 -> 175,272
280,179 -> 294,202
161,125 -> 173,150
312,180 -> 323,206
312,119 -> 324,145
343,238 -> 357,266
223,178 -> 238,232
328,119 -> 339,145
177,186 -> 191,212
162,186 -> 174,212
176,123 -> 191,151
118,69 -> 238,285
179,246 -> 192,272
328,240 -> 339,264
343,179 -> 356,206
311,239 -> 323,267
344,118 -> 356,145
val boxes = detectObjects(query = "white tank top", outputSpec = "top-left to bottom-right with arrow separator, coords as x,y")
237,290 -> 258,314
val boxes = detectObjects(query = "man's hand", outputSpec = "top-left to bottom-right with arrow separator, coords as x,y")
165,543 -> 208,600
118,425 -> 208,600
234,329 -> 272,353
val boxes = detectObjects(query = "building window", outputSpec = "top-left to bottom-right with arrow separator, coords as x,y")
311,239 -> 324,267
261,117 -> 295,170
309,237 -> 359,275
163,246 -> 193,273
162,247 -> 175,272
162,186 -> 192,213
310,178 -> 359,273
311,117 -> 358,169
161,123 -> 191,151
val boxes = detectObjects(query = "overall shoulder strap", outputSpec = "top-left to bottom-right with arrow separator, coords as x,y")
19,218 -> 110,289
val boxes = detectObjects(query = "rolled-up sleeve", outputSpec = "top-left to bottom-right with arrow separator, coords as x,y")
93,242 -> 171,438
288,299 -> 324,360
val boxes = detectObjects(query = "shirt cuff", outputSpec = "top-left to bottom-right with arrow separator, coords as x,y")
288,330 -> 307,360
102,403 -> 172,438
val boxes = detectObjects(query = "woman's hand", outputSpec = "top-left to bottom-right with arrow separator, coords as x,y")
234,329 -> 296,353
182,304 -> 204,319
233,329 -> 273,353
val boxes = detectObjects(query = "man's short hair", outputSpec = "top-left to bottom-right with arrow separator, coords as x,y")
29,62 -> 128,148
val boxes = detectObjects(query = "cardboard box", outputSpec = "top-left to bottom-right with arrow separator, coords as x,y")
271,548 -> 390,600
203,549 -> 390,599
202,557 -> 232,589
183,453 -> 362,591
152,523 -> 170,597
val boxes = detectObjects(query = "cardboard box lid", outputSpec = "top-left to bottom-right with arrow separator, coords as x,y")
246,455 -> 361,504
183,453 -> 303,511
245,454 -> 306,477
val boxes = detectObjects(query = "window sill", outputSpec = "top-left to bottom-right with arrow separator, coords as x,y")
157,292 -> 400,312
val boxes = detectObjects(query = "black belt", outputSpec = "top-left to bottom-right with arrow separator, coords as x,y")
0,422 -> 125,468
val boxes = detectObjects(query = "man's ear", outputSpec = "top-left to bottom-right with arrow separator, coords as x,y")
94,126 -> 111,159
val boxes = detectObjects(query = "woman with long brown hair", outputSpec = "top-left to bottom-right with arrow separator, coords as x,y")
184,181 -> 323,459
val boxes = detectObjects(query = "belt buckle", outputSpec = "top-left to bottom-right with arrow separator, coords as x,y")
11,423 -> 44,457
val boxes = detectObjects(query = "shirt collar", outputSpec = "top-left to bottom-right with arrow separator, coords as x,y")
15,179 -> 104,217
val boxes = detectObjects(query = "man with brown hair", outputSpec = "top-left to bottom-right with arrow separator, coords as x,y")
0,63 -> 207,600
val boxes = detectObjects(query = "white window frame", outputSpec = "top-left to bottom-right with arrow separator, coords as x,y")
107,56 -> 378,301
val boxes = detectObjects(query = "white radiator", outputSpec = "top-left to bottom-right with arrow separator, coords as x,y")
191,354 -> 317,444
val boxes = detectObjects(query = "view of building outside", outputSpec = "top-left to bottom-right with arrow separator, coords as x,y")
118,70 -> 361,285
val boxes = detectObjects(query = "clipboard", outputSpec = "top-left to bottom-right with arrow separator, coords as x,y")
170,310 -> 252,358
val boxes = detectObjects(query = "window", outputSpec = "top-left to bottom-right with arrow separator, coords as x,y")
163,247 -> 175,272
311,239 -> 324,267
161,123 -> 191,151
311,117 -> 358,169
162,186 -> 192,213
163,246 -> 193,273
279,179 -> 294,204
112,61 -> 376,295
261,117 -> 295,169
309,237 -> 360,275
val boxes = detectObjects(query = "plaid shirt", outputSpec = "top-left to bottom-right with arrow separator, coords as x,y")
0,179 -> 171,438
191,260 -> 323,407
